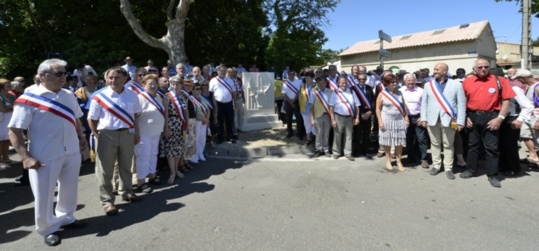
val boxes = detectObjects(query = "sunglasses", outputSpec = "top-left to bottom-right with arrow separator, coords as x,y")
46,71 -> 68,77
357,78 -> 366,81
476,66 -> 489,69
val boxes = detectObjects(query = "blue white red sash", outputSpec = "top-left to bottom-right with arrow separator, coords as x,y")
381,89 -> 405,116
284,80 -> 299,96
93,93 -> 135,128
157,88 -> 166,99
355,85 -> 371,110
429,80 -> 456,118
376,82 -> 385,93
336,90 -> 355,116
201,93 -> 214,110
15,93 -> 77,128
327,77 -> 339,91
137,91 -> 164,117
313,89 -> 330,115
346,76 -> 358,89
125,80 -> 144,94
168,91 -> 187,129
215,77 -> 235,98
191,95 -> 208,117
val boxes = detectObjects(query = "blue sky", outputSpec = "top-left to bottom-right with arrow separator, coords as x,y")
323,0 -> 537,50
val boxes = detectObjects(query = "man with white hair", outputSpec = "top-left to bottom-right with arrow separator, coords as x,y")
9,59 -> 88,246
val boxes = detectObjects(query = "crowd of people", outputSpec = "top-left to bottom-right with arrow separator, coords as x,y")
282,59 -> 537,188
2,56 -> 538,246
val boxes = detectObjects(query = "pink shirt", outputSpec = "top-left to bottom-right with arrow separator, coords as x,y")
399,86 -> 423,116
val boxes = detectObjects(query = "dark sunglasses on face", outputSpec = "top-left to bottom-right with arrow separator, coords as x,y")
476,66 -> 489,69
47,71 -> 68,77
357,78 -> 366,81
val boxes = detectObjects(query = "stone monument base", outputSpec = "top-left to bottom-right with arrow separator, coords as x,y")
240,113 -> 280,132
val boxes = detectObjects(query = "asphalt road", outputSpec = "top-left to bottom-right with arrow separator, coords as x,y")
1,152 -> 539,250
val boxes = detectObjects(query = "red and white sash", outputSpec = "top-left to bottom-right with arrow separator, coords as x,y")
429,80 -> 456,118
126,80 -> 144,94
336,90 -> 355,116
191,95 -> 207,117
168,91 -> 187,129
284,80 -> 299,96
346,76 -> 357,89
93,93 -> 135,128
137,91 -> 164,117
15,93 -> 77,128
327,76 -> 339,91
215,77 -> 235,99
313,89 -> 331,115
348,76 -> 371,110
381,89 -> 405,116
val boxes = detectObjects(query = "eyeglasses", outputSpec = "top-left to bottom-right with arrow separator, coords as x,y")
357,78 -> 366,81
137,74 -> 145,77
476,66 -> 489,69
193,88 -> 201,90
46,71 -> 68,77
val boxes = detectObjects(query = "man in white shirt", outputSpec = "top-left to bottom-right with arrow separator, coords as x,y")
329,75 -> 360,160
73,63 -> 97,87
9,58 -> 88,246
282,70 -> 305,139
210,65 -> 237,143
122,56 -> 137,79
88,66 -> 142,216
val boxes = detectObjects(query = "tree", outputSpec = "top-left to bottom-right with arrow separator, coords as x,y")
263,0 -> 340,73
119,0 -> 193,65
495,0 -> 539,17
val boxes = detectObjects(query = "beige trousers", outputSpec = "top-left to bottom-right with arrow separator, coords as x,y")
427,120 -> 456,171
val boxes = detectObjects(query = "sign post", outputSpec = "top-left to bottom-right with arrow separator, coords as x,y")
378,30 -> 392,69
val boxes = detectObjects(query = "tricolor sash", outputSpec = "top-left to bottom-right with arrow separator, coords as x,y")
15,93 -> 77,128
284,80 -> 299,96
381,89 -> 405,116
376,83 -> 385,93
126,80 -> 144,94
346,76 -> 358,89
157,88 -> 166,99
429,80 -> 456,118
216,77 -> 235,99
191,95 -> 208,117
327,77 -> 339,91
93,93 -> 135,128
355,85 -> 371,110
138,91 -> 165,117
168,91 -> 187,129
201,93 -> 214,110
313,89 -> 330,115
336,90 -> 355,116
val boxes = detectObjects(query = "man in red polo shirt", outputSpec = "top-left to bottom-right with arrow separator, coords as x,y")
461,58 -> 515,188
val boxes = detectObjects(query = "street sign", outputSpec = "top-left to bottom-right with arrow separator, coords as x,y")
378,30 -> 392,43
379,49 -> 392,58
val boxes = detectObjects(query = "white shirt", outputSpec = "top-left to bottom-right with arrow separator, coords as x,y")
326,75 -> 339,91
511,86 -> 533,122
329,89 -> 360,116
308,88 -> 330,105
88,87 -> 142,130
8,85 -> 83,162
209,76 -> 235,103
122,64 -> 137,79
281,78 -> 302,100
73,65 -> 97,87
137,94 -> 165,136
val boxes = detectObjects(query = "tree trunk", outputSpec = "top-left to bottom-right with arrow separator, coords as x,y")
119,0 -> 193,65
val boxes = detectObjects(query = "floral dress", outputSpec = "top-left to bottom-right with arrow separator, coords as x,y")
378,90 -> 407,147
160,94 -> 185,158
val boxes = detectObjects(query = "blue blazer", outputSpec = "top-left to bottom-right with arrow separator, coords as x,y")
420,79 -> 466,127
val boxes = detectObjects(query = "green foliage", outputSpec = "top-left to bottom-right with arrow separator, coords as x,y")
494,0 -> 539,17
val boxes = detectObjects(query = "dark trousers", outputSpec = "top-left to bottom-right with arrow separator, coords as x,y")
406,115 -> 429,162
217,100 -> 235,141
466,112 -> 500,177
352,116 -> 372,156
499,117 -> 521,173
284,99 -> 305,139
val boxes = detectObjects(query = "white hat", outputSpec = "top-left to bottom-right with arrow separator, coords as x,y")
511,69 -> 533,79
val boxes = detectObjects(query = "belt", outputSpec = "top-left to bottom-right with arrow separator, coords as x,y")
409,114 -> 420,118
335,113 -> 350,117
467,110 -> 497,114
100,128 -> 129,132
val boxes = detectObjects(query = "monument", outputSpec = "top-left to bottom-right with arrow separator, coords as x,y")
240,72 -> 280,131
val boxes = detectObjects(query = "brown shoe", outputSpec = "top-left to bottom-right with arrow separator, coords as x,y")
421,160 -> 430,169
122,194 -> 142,203
376,152 -> 384,158
104,204 -> 118,216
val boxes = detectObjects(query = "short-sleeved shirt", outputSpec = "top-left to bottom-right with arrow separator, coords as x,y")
463,74 -> 516,111
281,79 -> 302,100
88,87 -> 142,130
137,94 -> 165,136
209,76 -> 235,103
329,89 -> 360,116
8,85 -> 83,162
399,86 -> 423,116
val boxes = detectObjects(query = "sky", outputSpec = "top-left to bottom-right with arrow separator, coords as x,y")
323,0 -> 537,50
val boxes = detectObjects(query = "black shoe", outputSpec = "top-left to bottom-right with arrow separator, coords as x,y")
14,180 -> 30,187
488,177 -> 501,188
460,170 -> 474,179
324,152 -> 332,157
230,139 -> 237,144
286,133 -> 293,138
312,151 -> 323,157
232,135 -> 239,140
217,140 -> 224,145
62,220 -> 88,229
429,168 -> 439,176
44,232 -> 61,246
446,171 -> 455,180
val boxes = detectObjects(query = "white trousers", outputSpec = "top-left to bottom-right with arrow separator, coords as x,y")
192,121 -> 208,162
134,133 -> 161,180
302,113 -> 317,136
30,152 -> 81,236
